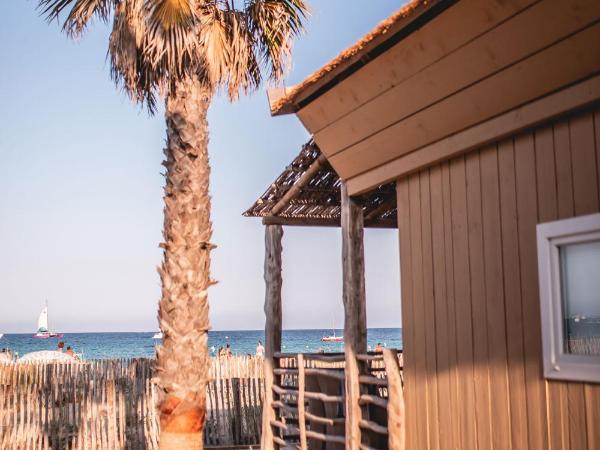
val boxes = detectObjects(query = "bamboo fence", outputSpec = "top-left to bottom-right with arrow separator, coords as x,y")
0,356 -> 264,450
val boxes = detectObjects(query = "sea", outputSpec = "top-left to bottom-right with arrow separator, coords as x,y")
0,328 -> 402,360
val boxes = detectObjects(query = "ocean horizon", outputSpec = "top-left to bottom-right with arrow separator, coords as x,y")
0,328 -> 402,360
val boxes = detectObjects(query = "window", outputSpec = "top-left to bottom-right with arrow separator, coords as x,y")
537,213 -> 600,383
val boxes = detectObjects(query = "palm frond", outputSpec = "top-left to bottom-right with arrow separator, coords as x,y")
38,0 -> 114,36
108,0 -> 153,107
38,0 -> 310,110
143,0 -> 203,80
221,9 -> 260,99
246,0 -> 308,81
198,4 -> 229,86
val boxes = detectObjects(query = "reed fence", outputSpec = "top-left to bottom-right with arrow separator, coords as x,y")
0,356 -> 265,450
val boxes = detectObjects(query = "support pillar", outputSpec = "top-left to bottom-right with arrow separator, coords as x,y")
341,182 -> 367,450
262,224 -> 283,450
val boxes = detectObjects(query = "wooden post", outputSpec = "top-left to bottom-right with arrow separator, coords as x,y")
297,354 -> 308,450
383,349 -> 405,450
341,182 -> 367,450
262,224 -> 284,450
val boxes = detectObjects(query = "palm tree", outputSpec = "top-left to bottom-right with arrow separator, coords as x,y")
38,1 -> 309,448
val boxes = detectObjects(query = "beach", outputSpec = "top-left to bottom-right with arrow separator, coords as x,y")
1,328 -> 402,360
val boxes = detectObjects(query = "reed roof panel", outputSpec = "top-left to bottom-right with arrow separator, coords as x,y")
243,140 -> 397,228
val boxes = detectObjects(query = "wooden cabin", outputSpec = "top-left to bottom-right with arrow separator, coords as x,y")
249,0 -> 600,449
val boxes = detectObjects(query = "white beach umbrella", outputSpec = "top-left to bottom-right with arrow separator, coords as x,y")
18,351 -> 76,363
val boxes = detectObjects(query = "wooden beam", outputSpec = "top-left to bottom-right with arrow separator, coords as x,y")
330,23 -> 600,182
262,215 -> 397,229
341,182 -> 367,450
262,224 -> 283,450
270,154 -> 327,216
364,197 -> 396,222
383,348 -> 405,450
347,74 -> 600,195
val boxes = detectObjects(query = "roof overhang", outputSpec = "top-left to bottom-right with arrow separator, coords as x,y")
267,0 -> 451,116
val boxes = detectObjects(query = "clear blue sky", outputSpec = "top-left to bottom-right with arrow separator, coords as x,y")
0,1 -> 401,333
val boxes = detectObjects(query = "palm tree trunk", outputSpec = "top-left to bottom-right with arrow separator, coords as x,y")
157,77 -> 213,450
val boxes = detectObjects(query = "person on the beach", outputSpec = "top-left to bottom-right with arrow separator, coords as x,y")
0,348 -> 12,362
218,346 -> 226,358
225,343 -> 233,357
256,341 -> 264,357
375,342 -> 384,353
57,341 -> 65,352
66,346 -> 80,360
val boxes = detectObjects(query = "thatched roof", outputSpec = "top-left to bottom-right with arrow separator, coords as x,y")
243,141 -> 397,228
269,0 -> 448,115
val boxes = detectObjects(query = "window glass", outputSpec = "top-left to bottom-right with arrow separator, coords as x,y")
559,240 -> 600,356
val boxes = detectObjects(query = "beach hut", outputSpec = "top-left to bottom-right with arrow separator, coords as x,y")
248,0 -> 600,449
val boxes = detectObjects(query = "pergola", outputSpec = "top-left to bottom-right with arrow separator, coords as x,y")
244,140 -> 397,229
244,140 -> 400,450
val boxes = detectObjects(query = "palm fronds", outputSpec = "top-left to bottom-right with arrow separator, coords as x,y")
38,0 -> 309,111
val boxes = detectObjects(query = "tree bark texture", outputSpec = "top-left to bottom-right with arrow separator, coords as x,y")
157,78 -> 213,449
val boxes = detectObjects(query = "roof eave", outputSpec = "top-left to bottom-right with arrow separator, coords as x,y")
268,0 -> 452,116
267,86 -> 298,116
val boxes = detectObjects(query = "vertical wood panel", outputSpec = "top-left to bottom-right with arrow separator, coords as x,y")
584,384 -> 600,450
430,165 -> 454,450
497,138 -> 529,450
441,162 -> 461,450
514,132 -> 549,449
479,145 -> 511,450
449,157 -> 477,450
397,178 -> 417,450
409,173 -> 429,450
420,171 -> 440,450
566,110 -> 598,450
552,117 -> 576,450
465,151 -> 493,450
570,113 -> 600,215
567,385 -> 588,450
534,124 -> 571,450
553,121 -> 575,220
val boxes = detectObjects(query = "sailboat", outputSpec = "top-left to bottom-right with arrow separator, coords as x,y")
321,311 -> 344,342
321,331 -> 343,342
33,304 -> 63,339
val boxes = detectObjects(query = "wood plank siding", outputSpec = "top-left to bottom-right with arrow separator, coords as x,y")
396,105 -> 600,450
295,0 -> 600,196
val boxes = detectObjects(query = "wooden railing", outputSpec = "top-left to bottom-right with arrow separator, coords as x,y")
263,349 -> 403,450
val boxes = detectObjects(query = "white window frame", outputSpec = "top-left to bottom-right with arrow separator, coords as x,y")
537,212 -> 600,383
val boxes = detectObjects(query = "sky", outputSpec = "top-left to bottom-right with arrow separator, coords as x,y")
0,1 -> 402,333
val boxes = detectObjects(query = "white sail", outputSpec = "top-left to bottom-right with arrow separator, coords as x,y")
37,307 -> 48,333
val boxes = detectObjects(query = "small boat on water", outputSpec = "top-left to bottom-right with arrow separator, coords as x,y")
321,326 -> 344,342
33,304 -> 63,339
0,333 -> 3,340
322,316 -> 344,342
152,331 -> 163,340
